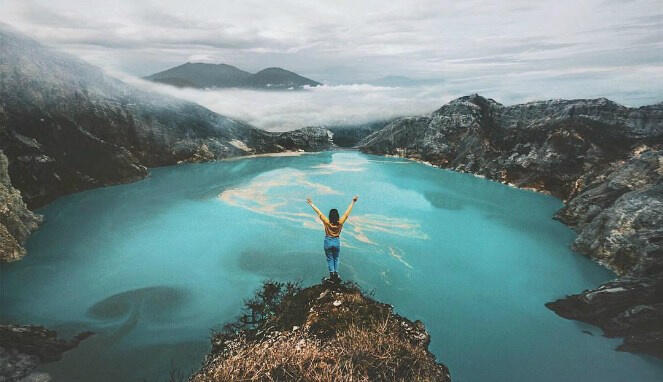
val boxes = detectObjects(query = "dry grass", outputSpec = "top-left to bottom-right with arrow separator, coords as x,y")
192,318 -> 447,381
190,282 -> 450,382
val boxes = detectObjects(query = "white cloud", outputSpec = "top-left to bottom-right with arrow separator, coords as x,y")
186,54 -> 218,63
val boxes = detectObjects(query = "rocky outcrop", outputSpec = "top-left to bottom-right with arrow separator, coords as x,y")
546,147 -> 663,358
358,94 -> 663,358
555,147 -> 663,276
360,95 -> 662,198
546,277 -> 663,358
0,26 -> 332,260
0,325 -> 92,381
191,281 -> 450,382
0,151 -> 41,261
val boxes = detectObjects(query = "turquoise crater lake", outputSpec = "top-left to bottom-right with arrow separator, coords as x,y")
2,151 -> 663,381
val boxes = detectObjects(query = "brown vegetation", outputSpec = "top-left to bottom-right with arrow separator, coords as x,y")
190,281 -> 450,382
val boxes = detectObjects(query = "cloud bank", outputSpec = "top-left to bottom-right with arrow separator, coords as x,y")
127,78 -> 452,131
125,65 -> 661,131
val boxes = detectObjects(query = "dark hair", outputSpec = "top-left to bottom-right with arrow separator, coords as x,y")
329,208 -> 339,225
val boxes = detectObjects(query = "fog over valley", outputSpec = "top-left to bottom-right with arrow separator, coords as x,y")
124,77 -> 450,131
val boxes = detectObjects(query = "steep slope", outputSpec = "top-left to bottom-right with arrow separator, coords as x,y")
192,281 -> 451,382
0,26 -> 332,259
359,94 -> 663,358
145,63 -> 321,89
144,62 -> 252,88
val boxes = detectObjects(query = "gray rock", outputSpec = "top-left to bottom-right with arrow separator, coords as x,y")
361,94 -> 661,198
0,151 -> 42,261
556,148 -> 663,275
0,325 -> 92,382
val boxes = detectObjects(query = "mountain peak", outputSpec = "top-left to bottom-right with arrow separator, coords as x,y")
255,67 -> 290,73
145,63 -> 320,89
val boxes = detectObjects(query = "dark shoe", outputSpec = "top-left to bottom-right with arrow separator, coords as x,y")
323,272 -> 335,284
332,272 -> 341,283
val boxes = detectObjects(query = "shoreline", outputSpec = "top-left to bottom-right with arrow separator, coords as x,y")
379,152 -> 556,197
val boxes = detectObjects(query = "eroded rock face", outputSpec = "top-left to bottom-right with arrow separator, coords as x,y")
360,95 -> 661,198
546,277 -> 663,358
0,325 -> 92,382
557,148 -> 663,276
359,94 -> 663,358
0,151 -> 42,261
545,147 -> 663,358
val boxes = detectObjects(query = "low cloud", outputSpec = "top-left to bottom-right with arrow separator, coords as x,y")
122,61 -> 662,132
127,78 -> 452,131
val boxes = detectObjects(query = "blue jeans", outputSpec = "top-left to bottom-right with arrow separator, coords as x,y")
324,236 -> 340,272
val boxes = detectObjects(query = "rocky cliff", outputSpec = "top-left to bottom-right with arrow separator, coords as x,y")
359,94 -> 663,358
0,151 -> 41,261
0,324 -> 92,382
191,281 -> 450,382
360,95 -> 662,199
0,26 -> 332,260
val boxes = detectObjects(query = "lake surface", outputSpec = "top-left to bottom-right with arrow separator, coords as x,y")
2,151 -> 663,381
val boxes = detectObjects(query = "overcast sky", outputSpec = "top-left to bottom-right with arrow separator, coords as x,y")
2,0 -> 662,129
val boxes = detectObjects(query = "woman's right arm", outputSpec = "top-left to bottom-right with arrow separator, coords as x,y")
307,198 -> 329,224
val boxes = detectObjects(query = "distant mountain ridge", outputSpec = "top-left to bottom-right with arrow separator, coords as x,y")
145,62 -> 321,89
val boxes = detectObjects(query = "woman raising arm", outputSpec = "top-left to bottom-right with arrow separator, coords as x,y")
306,195 -> 359,282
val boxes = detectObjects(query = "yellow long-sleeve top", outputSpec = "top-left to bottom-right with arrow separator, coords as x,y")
310,200 -> 355,238
321,218 -> 343,237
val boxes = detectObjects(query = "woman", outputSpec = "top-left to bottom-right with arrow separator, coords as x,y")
306,195 -> 358,282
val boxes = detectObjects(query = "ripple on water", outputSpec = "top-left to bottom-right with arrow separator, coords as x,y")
87,286 -> 189,323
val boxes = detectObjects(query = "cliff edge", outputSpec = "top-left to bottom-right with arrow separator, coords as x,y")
191,281 -> 451,382
0,151 -> 41,261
